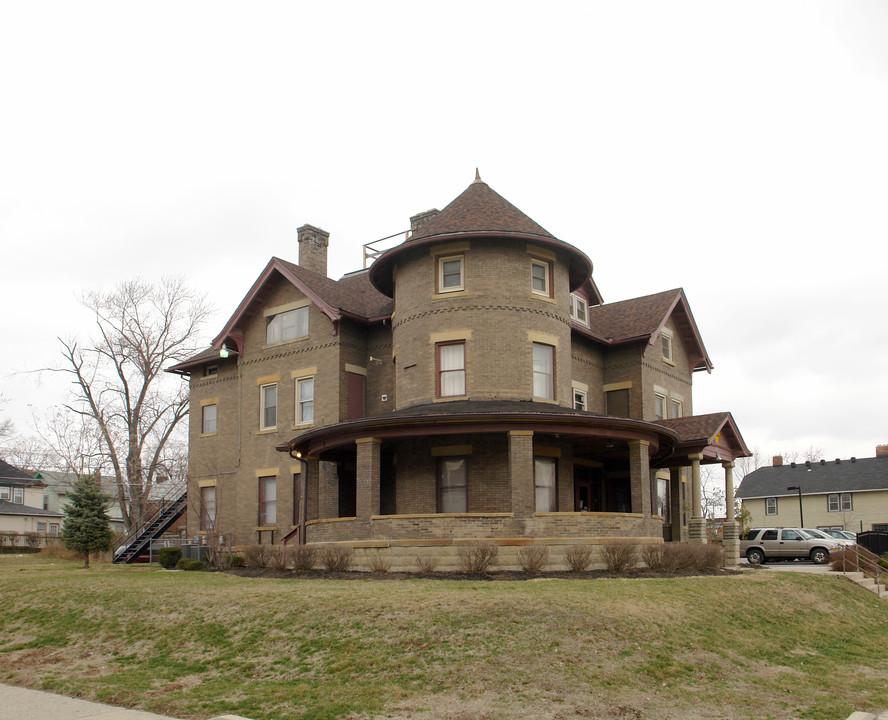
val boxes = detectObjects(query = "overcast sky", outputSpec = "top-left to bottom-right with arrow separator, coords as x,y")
1,1 -> 886,465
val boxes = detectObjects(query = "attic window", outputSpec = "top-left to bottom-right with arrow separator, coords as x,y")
660,330 -> 674,364
266,307 -> 308,345
569,294 -> 588,324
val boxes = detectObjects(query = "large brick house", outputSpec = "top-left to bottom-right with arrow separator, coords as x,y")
170,173 -> 749,569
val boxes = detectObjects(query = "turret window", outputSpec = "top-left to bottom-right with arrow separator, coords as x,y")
437,255 -> 464,293
531,259 -> 552,297
532,343 -> 554,400
437,342 -> 466,397
569,294 -> 587,324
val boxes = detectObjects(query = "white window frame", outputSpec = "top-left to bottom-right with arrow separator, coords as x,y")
765,497 -> 777,515
828,493 -> 852,512
0,486 -> 9,500
532,343 -> 554,400
661,330 -> 674,363
531,259 -> 552,297
260,383 -> 278,431
12,487 -> 24,504
258,476 -> 277,526
201,403 -> 217,434
49,523 -> 60,535
37,522 -> 47,534
670,398 -> 682,419
654,393 -> 667,421
573,388 -> 587,411
437,255 -> 464,293
266,306 -> 309,345
569,294 -> 588,324
295,376 -> 315,425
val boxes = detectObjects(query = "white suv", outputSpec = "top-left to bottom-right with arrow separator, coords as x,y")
740,527 -> 844,565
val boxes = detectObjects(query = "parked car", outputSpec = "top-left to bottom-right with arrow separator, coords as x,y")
802,528 -> 855,547
740,527 -> 844,565
819,528 -> 857,543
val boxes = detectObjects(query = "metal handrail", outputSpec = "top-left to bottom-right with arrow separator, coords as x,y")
112,478 -> 188,555
840,544 -> 884,597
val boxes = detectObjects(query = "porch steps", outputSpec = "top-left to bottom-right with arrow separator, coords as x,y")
841,571 -> 887,597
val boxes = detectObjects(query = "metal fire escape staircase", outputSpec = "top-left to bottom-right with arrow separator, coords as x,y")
112,480 -> 187,564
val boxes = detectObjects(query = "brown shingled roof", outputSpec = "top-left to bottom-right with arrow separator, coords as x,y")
276,260 -> 393,320
409,177 -> 555,242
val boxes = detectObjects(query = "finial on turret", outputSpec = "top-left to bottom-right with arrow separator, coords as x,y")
473,168 -> 482,183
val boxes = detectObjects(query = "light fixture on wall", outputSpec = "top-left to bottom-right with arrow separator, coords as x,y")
219,343 -> 238,359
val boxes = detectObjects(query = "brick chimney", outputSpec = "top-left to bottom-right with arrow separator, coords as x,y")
772,455 -> 783,467
877,445 -> 888,457
297,224 -> 330,277
410,209 -> 439,236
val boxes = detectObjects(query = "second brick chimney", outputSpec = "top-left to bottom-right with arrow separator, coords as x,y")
297,224 -> 330,277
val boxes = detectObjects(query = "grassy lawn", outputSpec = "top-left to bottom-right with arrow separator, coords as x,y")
1,556 -> 887,720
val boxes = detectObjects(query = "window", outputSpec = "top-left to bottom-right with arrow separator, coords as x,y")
37,522 -> 47,534
0,486 -> 8,500
202,404 -> 217,434
260,383 -> 277,430
49,523 -> 59,535
531,259 -> 552,297
12,487 -> 23,504
266,307 -> 308,344
295,377 -> 314,424
670,399 -> 682,418
661,330 -> 673,363
574,389 -> 587,411
654,393 -> 666,421
534,457 -> 557,512
259,477 -> 277,525
569,294 -> 587,323
656,478 -> 669,521
761,529 -> 778,540
765,497 -> 777,515
200,486 -> 216,531
203,365 -> 218,377
437,457 -> 467,513
532,343 -> 554,400
606,389 -> 630,418
43,495 -> 49,510
437,342 -> 466,397
437,255 -> 464,293
828,493 -> 852,512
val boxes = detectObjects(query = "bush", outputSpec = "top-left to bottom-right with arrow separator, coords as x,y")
517,545 -> 549,575
564,544 -> 593,572
321,545 -> 353,573
158,546 -> 183,569
229,555 -> 245,568
642,544 -> 665,571
291,545 -> 317,572
600,542 -> 638,572
176,558 -> 205,571
457,541 -> 498,574
414,553 -> 439,574
369,552 -> 391,573
243,544 -> 273,568
266,546 -> 286,571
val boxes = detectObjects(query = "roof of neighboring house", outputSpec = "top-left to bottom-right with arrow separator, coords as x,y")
577,288 -> 713,373
736,456 -> 888,498
0,500 -> 63,518
0,459 -> 43,488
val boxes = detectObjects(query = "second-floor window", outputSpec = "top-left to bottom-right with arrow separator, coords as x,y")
531,259 -> 552,297
661,330 -> 674,363
202,404 -> 217,434
765,497 -> 777,515
606,389 -> 630,418
0,486 -> 9,501
670,399 -> 682,418
266,307 -> 308,344
574,389 -> 587,411
295,377 -> 314,424
437,342 -> 466,397
654,393 -> 666,421
437,255 -> 464,293
260,383 -> 277,430
828,493 -> 852,512
532,343 -> 554,400
569,294 -> 587,324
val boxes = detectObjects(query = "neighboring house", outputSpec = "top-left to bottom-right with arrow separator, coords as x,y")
736,447 -> 888,533
0,459 -> 64,538
169,173 -> 749,568
34,471 -> 127,534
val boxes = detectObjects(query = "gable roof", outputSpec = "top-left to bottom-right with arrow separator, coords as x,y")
409,174 -> 556,242
0,459 -> 42,487
579,288 -> 713,373
168,258 -> 393,374
736,456 -> 888,498
656,411 -> 750,463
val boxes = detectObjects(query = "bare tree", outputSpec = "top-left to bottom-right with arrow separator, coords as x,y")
0,393 -> 13,442
47,278 -> 209,531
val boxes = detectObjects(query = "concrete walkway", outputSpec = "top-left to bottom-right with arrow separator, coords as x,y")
0,683 -> 251,720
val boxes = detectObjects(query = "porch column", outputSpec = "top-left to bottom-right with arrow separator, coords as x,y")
509,430 -> 535,517
628,440 -> 651,517
318,461 -> 339,519
722,461 -> 740,568
669,466 -> 685,542
356,437 -> 381,522
304,456 -> 320,522
688,452 -> 706,543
